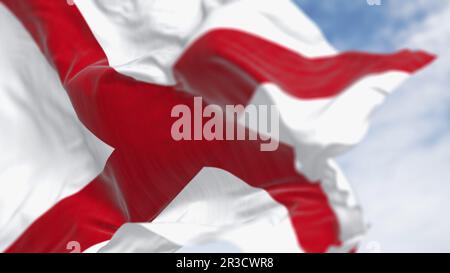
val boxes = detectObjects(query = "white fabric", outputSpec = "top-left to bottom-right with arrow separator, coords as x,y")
0,4 -> 113,251
75,0 -> 336,85
238,74 -> 408,250
244,72 -> 409,181
0,0 -> 418,252
74,0 -> 416,252
88,168 -> 302,253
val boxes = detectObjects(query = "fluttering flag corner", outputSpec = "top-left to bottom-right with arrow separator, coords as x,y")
0,0 -> 434,253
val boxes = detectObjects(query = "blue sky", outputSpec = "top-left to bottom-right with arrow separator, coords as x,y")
297,0 -> 396,50
1,0 -> 447,253
292,0 -> 450,252
296,0 -> 435,51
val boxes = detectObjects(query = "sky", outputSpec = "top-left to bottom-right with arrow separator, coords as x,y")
1,0 -> 448,253
294,0 -> 450,252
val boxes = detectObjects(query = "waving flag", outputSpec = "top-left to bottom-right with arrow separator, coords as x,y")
0,0 -> 433,253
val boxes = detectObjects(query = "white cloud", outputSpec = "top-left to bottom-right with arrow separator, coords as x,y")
386,0 -> 444,20
338,1 -> 450,252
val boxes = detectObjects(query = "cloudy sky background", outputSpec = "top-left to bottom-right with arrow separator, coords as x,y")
294,0 -> 450,252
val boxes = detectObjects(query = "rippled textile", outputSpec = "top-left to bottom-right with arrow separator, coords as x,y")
0,0 -> 434,253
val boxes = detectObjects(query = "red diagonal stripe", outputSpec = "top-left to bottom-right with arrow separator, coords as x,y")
1,0 -> 433,253
175,29 -> 434,106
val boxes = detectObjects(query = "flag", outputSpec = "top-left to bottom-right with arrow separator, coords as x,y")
0,0 -> 434,253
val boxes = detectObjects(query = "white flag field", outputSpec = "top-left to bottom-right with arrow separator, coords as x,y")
0,0 -> 434,253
